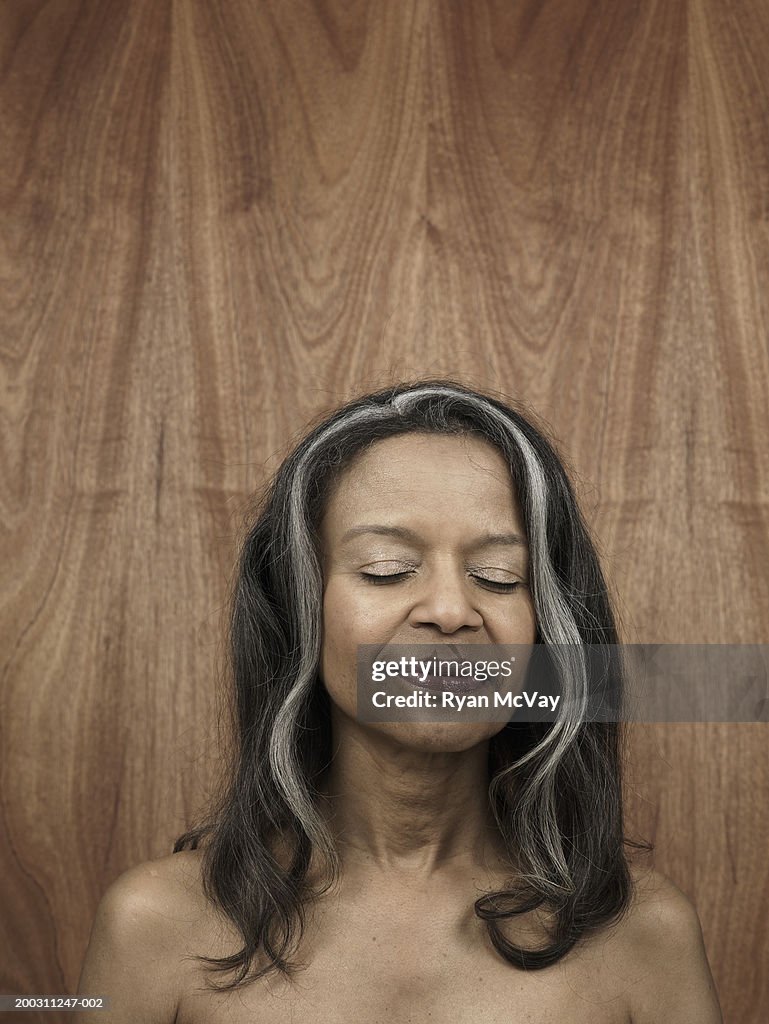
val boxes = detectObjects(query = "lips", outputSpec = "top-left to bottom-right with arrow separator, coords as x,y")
373,643 -> 493,695
408,675 -> 488,695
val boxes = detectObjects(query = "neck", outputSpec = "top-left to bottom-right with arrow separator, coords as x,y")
316,712 -> 511,879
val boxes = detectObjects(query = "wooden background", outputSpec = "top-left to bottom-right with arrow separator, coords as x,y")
2,1 -> 768,1020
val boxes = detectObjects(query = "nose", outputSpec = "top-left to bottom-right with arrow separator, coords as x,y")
407,562 -> 484,635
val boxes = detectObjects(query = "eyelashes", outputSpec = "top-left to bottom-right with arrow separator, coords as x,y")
359,571 -> 521,593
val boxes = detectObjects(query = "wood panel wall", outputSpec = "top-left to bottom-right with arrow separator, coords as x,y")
2,2 -> 767,1021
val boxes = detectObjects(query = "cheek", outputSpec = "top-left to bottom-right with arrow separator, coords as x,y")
320,579 -> 368,678
319,592 -> 360,716
324,575 -> 401,640
515,596 -> 538,642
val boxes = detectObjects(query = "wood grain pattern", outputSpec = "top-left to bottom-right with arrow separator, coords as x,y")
1,2 -> 767,1020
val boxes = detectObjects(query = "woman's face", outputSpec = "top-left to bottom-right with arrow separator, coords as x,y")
317,432 -> 538,752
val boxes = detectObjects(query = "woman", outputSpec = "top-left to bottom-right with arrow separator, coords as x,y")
75,379 -> 723,1023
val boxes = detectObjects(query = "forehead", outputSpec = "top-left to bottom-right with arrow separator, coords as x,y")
321,432 -> 524,532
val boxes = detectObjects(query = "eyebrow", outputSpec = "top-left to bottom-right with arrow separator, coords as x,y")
340,524 -> 528,549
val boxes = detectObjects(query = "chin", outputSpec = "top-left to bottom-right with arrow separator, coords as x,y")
372,720 -> 504,754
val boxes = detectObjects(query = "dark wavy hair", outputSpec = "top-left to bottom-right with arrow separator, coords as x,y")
173,377 -> 652,989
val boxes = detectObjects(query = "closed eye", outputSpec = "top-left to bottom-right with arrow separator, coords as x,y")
359,571 -> 521,592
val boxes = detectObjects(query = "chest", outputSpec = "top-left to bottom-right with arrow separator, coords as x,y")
174,909 -> 632,1024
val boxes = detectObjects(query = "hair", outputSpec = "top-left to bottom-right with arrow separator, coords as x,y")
173,376 -> 652,989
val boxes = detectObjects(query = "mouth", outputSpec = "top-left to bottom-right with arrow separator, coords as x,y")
406,675 -> 489,695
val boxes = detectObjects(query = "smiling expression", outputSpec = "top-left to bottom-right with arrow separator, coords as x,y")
317,431 -> 538,752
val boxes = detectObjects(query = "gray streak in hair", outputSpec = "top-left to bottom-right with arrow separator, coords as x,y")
174,377 -> 650,986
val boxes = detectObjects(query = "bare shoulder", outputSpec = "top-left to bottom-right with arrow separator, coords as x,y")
623,864 -> 711,955
120,847 -> 209,912
74,849 -> 211,1024
614,865 -> 723,1024
97,848 -> 211,941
